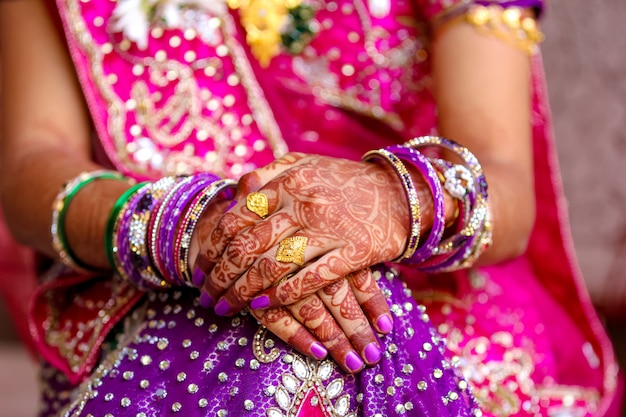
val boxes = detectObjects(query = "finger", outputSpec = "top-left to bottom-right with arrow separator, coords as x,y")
249,306 -> 329,361
195,188 -> 285,307
347,268 -> 394,334
236,152 -> 308,196
186,198 -> 234,288
201,187 -> 282,263
317,278 -> 381,366
213,234 -> 333,316
250,248 -> 357,310
287,294 -> 365,374
203,212 -> 301,310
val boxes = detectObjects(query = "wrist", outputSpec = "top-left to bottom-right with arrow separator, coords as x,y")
64,177 -> 132,270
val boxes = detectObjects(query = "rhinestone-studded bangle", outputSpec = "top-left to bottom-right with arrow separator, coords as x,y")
421,158 -> 475,260
123,177 -> 178,290
105,182 -> 149,281
51,170 -> 127,273
405,136 -> 488,202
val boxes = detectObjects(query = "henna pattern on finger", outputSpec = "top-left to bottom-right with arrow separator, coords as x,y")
219,257 -> 291,311
320,279 -> 374,350
212,155 -> 430,312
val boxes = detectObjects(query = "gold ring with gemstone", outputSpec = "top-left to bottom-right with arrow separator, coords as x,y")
246,191 -> 269,218
276,236 -> 308,266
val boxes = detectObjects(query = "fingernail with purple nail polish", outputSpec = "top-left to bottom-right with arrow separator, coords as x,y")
377,315 -> 393,333
214,299 -> 231,316
364,342 -> 381,363
250,295 -> 270,310
199,293 -> 214,309
192,268 -> 205,287
310,342 -> 327,360
345,351 -> 364,372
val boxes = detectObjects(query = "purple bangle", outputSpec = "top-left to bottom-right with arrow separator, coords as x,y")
150,176 -> 198,285
362,148 -> 422,262
112,184 -> 151,286
174,179 -> 237,286
386,145 -> 447,265
155,173 -> 220,285
125,177 -> 178,290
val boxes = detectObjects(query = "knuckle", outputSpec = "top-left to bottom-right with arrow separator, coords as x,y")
210,212 -> 242,253
225,234 -> 258,268
257,257 -> 291,284
238,172 -> 261,194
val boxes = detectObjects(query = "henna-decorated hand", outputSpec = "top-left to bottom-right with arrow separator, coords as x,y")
196,153 -> 409,312
192,153 -> 408,369
251,269 -> 392,373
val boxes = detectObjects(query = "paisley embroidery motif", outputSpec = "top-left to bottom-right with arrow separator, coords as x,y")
267,355 -> 356,417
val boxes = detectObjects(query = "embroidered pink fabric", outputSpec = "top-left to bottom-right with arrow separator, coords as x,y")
2,0 -> 619,415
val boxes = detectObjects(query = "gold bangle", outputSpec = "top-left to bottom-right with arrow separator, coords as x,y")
445,4 -> 544,55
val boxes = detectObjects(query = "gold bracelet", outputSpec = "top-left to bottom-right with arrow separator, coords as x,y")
457,5 -> 544,55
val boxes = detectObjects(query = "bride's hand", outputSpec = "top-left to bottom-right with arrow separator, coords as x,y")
196,153 -> 409,313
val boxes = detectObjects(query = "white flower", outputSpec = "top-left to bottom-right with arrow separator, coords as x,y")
368,0 -> 390,18
111,0 -> 156,49
111,0 -> 228,49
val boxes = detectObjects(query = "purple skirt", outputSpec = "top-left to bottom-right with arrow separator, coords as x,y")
42,266 -> 478,417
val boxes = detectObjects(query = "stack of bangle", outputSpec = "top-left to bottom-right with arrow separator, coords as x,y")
105,173 -> 236,289
362,136 -> 493,272
51,169 -> 236,288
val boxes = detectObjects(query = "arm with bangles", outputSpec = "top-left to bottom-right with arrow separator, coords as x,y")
0,0 -> 121,268
0,0 -> 383,375
193,4 -> 538,371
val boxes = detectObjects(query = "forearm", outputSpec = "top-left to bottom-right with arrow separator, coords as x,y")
433,21 -> 536,265
0,142 -> 128,268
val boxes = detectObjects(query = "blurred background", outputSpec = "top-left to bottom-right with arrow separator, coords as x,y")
1,0 -> 625,415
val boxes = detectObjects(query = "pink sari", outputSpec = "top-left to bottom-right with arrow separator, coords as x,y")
0,0 -> 619,415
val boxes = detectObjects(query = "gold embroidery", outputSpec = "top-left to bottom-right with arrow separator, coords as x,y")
44,274 -> 140,374
279,0 -> 428,133
253,325 -> 281,363
413,269 -> 601,416
62,0 -> 288,178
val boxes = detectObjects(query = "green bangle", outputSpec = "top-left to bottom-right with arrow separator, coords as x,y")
51,170 -> 127,273
104,182 -> 148,273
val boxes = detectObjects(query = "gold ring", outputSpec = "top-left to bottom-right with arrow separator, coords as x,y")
271,273 -> 294,288
246,192 -> 269,218
276,236 -> 308,266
